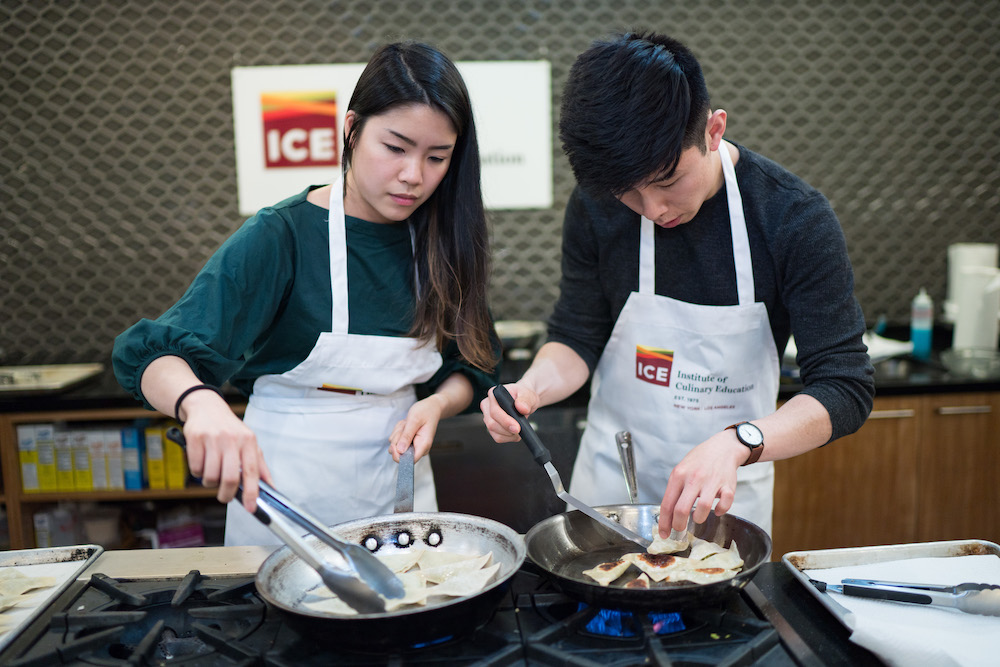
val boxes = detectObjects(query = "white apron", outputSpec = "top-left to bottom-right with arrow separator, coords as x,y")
225,178 -> 443,546
568,141 -> 779,534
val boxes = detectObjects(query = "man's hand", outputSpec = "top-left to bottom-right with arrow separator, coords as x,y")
480,383 -> 541,442
657,429 -> 747,535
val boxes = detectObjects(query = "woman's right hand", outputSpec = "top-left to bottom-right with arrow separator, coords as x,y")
178,389 -> 272,514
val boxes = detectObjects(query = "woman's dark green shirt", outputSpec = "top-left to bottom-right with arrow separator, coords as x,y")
113,186 -> 499,409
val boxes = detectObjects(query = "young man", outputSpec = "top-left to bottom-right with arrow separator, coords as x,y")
481,31 -> 874,537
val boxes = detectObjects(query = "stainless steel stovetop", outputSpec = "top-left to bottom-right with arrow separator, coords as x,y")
0,560 -> 882,666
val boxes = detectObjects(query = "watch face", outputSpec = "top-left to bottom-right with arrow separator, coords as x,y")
736,422 -> 764,446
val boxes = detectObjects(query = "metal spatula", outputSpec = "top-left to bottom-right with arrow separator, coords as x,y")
493,386 -> 651,548
165,427 -> 404,613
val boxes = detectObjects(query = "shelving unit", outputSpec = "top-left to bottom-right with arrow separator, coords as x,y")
0,405 -> 244,550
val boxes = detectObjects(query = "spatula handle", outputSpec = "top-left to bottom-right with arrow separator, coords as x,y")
493,384 -> 551,466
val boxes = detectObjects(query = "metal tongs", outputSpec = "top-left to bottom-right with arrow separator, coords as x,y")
493,386 -> 650,548
165,427 -> 404,613
812,577 -> 1000,617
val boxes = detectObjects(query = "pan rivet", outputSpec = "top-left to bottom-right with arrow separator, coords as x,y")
363,536 -> 380,551
396,532 -> 412,546
426,531 -> 442,546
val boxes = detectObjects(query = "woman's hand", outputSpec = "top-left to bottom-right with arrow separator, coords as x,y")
180,389 -> 273,514
389,394 -> 448,462
389,373 -> 474,462
139,356 -> 272,514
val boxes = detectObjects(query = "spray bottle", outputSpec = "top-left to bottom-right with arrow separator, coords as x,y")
910,287 -> 933,359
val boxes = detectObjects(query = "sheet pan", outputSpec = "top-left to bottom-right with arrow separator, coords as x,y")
782,539 -> 1000,630
0,544 -> 104,653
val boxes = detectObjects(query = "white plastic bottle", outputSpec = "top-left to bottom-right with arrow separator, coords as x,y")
910,287 -> 933,360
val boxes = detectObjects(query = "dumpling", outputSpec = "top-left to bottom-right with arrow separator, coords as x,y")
687,537 -> 725,561
623,552 -> 688,582
417,549 -> 483,570
647,530 -> 692,555
429,562 -> 500,598
0,569 -> 57,598
673,567 -> 738,584
374,549 -> 423,573
582,559 -> 630,586
624,573 -> 652,589
700,541 -> 743,570
420,553 -> 492,584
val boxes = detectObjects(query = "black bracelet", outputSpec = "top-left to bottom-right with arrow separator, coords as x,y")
174,384 -> 225,425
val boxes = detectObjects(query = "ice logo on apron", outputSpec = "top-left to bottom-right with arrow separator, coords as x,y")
635,345 -> 673,387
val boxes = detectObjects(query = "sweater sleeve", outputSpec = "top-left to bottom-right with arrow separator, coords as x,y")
773,193 -> 875,441
112,208 -> 296,408
546,188 -> 617,372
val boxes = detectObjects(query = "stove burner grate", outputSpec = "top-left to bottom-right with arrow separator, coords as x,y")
7,571 -> 268,667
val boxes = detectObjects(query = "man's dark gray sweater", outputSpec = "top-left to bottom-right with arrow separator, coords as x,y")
547,143 -> 875,442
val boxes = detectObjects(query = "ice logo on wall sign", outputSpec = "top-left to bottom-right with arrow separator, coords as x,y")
261,91 -> 338,169
636,345 -> 673,387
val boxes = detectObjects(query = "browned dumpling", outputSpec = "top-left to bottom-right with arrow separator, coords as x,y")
623,552 -> 686,582
624,573 -> 652,589
582,559 -> 630,586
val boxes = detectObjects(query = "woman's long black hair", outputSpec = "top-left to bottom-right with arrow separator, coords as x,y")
343,42 -> 496,372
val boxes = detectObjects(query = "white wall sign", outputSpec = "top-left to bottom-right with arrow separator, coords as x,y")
232,61 -> 552,216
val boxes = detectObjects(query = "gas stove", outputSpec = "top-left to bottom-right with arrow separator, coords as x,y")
0,560 -> 882,666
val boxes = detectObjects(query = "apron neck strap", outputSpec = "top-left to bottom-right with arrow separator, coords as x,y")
638,141 -> 755,304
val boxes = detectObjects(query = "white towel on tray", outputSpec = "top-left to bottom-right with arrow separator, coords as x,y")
806,554 -> 1000,666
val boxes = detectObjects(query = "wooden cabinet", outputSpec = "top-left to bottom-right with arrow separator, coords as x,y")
772,392 -> 999,559
916,393 -> 1000,543
0,406 -> 243,550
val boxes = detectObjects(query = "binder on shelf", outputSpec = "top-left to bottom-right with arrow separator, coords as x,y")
54,430 -> 75,492
144,424 -> 167,490
87,430 -> 108,491
34,423 -> 58,491
71,431 -> 93,491
121,425 -> 144,491
16,424 -> 39,493
105,429 -> 125,490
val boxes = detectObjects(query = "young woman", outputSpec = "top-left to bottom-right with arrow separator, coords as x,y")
113,42 -> 500,546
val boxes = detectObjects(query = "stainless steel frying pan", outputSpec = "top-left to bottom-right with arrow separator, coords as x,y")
525,505 -> 771,610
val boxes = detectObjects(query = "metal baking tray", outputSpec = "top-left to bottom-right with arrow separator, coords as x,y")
0,363 -> 104,395
782,539 -> 1000,630
0,544 -> 104,653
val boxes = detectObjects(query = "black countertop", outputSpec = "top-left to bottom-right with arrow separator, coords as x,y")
1,345 -> 997,416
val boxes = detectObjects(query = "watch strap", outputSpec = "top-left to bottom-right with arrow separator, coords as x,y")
726,422 -> 764,466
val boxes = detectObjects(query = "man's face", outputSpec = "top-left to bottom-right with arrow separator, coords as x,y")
617,142 -> 723,229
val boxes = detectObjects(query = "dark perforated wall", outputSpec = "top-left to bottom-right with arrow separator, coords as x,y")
3,1 -> 998,365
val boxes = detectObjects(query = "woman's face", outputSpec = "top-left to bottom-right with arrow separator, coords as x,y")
343,103 -> 457,224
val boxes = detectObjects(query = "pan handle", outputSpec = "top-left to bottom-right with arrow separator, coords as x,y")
493,384 -> 551,466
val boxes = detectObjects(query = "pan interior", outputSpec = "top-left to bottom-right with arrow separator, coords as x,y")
526,506 -> 771,592
257,512 -> 525,619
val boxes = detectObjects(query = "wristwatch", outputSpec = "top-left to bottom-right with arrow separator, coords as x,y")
726,421 -> 764,466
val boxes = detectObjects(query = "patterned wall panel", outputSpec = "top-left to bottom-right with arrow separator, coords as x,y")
2,0 -> 999,366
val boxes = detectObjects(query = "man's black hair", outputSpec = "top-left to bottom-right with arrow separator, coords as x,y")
559,31 -> 711,198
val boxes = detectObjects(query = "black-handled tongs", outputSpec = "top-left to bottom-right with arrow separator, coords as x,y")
811,577 -> 1000,616
165,427 -> 404,613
